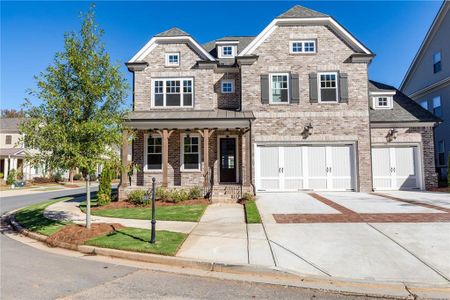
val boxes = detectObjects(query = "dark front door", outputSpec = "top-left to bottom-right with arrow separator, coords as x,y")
220,138 -> 237,183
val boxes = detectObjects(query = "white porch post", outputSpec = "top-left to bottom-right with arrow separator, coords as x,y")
4,159 -> 9,179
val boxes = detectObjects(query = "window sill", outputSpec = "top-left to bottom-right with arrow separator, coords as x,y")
164,65 -> 180,68
289,52 -> 316,55
143,170 -> 162,174
180,169 -> 202,173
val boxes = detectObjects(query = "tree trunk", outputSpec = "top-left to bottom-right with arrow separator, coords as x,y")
69,168 -> 75,183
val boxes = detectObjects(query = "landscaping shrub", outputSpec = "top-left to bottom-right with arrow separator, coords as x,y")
6,169 -> 16,185
32,176 -> 54,184
16,169 -> 23,180
156,186 -> 170,202
127,190 -> 150,205
51,171 -> 63,183
241,192 -> 255,202
0,172 -> 4,179
73,173 -> 82,181
188,186 -> 202,199
170,189 -> 190,203
97,164 -> 115,206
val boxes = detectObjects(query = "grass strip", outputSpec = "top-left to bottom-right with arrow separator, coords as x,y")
85,227 -> 187,256
14,198 -> 71,236
245,201 -> 262,224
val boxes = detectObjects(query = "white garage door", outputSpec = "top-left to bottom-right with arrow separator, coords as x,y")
256,145 -> 355,191
372,146 -> 421,190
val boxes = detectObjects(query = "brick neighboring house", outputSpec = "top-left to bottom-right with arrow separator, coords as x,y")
400,0 -> 450,181
120,5 -> 440,200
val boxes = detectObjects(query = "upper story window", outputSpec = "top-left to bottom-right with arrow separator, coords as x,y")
5,135 -> 12,145
290,40 -> 316,54
270,73 -> 289,103
419,99 -> 428,110
181,134 -> 201,171
218,45 -> 236,58
152,78 -> 193,107
433,52 -> 442,73
318,72 -> 338,102
373,96 -> 393,109
165,53 -> 180,67
437,140 -> 445,166
433,96 -> 442,117
145,135 -> 162,171
221,79 -> 235,94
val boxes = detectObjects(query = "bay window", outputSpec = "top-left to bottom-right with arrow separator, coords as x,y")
152,78 -> 194,107
181,134 -> 201,171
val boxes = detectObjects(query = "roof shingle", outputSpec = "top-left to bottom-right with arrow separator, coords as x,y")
155,27 -> 189,37
277,5 -> 328,19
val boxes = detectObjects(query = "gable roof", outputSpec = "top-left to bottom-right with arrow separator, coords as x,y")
155,27 -> 189,37
239,5 -> 372,56
277,5 -> 328,18
203,36 -> 256,58
0,118 -> 21,133
369,80 -> 441,124
400,1 -> 449,91
128,27 -> 215,63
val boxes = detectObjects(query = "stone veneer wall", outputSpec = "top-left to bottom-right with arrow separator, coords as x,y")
240,25 -> 373,192
371,127 -> 438,190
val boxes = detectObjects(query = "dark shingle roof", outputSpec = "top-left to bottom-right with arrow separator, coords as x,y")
369,81 -> 440,123
0,118 -> 20,133
277,5 -> 328,19
202,36 -> 255,59
155,27 -> 189,37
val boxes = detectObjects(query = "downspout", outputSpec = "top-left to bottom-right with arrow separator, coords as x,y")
249,119 -> 256,195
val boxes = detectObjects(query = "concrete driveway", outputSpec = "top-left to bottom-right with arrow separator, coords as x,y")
256,191 -> 450,285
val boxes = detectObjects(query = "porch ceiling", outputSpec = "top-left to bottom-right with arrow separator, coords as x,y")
124,109 -> 254,129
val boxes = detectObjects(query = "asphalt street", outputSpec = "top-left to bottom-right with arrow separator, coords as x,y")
0,188 -> 371,300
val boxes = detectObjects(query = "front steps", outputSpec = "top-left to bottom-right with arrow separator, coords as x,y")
211,185 -> 242,203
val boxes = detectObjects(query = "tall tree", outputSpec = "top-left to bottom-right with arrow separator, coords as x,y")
1,109 -> 25,118
20,4 -> 128,228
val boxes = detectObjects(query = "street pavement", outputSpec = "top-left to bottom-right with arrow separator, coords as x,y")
1,188 -> 369,300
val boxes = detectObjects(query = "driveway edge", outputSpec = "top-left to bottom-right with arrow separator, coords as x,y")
5,211 -> 450,300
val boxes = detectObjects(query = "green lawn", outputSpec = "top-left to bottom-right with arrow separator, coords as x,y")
81,200 -> 207,222
245,201 -> 262,224
14,198 -> 70,236
85,227 -> 187,256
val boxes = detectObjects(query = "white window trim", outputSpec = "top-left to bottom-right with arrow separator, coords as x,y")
151,78 -> 194,108
269,73 -> 290,104
373,96 -> 393,109
318,72 -> 339,103
165,52 -> 180,67
144,133 -> 163,173
218,45 -> 236,58
289,40 -> 316,54
180,133 -> 202,172
221,79 -> 235,94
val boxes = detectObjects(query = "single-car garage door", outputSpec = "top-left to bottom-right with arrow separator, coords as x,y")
371,146 -> 422,190
256,144 -> 355,191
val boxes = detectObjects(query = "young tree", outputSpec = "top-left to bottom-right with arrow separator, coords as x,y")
20,4 -> 128,229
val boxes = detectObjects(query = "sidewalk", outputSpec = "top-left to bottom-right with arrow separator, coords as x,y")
44,198 -> 196,234
0,183 -> 92,198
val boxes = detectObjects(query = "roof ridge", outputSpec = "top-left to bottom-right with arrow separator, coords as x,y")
155,27 -> 190,37
277,4 -> 328,19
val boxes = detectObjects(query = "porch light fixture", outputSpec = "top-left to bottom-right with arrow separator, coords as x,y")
386,128 -> 398,142
185,129 -> 191,138
301,123 -> 314,139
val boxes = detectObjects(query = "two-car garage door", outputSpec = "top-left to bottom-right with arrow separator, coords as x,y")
255,145 -> 355,191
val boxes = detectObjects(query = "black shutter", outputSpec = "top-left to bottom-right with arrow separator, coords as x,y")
290,73 -> 300,104
339,73 -> 349,103
309,73 -> 318,103
260,74 -> 269,104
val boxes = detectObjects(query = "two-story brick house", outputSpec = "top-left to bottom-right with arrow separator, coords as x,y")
120,5 -> 440,200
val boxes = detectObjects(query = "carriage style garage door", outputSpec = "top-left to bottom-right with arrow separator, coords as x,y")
371,146 -> 421,190
256,145 -> 355,191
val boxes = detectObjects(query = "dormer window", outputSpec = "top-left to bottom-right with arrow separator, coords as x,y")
373,96 -> 393,109
165,53 -> 180,67
290,40 -> 316,54
217,45 -> 236,58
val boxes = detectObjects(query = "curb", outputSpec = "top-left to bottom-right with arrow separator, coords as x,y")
5,211 -> 450,299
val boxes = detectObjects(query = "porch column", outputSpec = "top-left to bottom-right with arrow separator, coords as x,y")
4,158 -> 9,179
162,129 -> 169,188
241,130 -> 251,187
203,129 -> 209,189
118,129 -> 129,200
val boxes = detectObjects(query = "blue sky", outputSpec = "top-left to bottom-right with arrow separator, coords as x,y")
1,1 -> 442,110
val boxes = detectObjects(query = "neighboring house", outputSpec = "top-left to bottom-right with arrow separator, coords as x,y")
0,117 -> 44,180
120,5 -> 440,200
400,0 -> 450,181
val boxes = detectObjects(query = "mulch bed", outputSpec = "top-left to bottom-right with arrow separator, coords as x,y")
91,198 -> 210,211
47,223 -> 123,246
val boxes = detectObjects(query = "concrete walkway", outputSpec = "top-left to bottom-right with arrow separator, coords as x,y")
177,204 -> 274,266
0,183 -> 94,198
44,199 -> 196,234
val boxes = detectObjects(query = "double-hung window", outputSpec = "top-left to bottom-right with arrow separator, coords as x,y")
437,140 -> 445,166
153,78 -> 193,107
270,73 -> 289,103
433,52 -> 442,73
182,134 -> 200,171
290,40 -> 316,54
146,135 -> 162,171
318,72 -> 338,102
433,96 -> 442,117
5,135 -> 12,145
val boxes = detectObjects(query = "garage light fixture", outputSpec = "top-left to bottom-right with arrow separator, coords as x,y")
301,123 -> 314,139
386,128 -> 398,142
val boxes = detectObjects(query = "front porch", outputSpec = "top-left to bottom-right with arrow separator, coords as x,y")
119,110 -> 255,201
